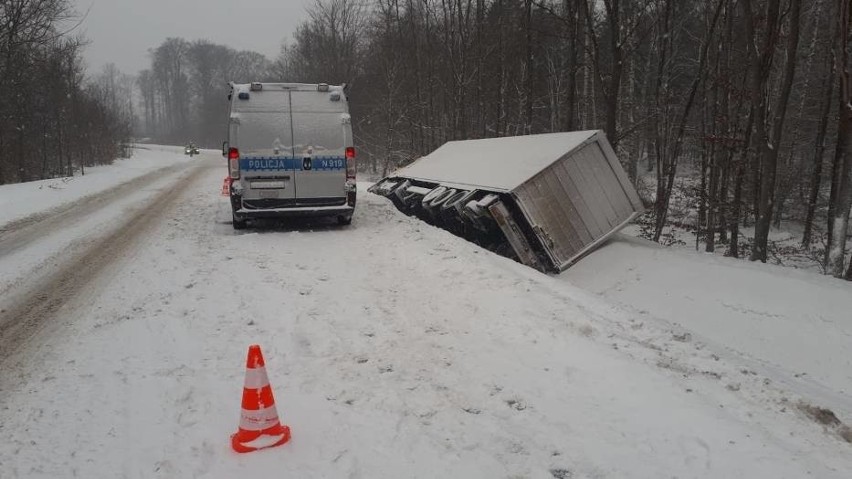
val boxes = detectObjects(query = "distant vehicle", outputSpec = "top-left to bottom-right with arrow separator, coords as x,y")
185,144 -> 199,156
223,82 -> 356,230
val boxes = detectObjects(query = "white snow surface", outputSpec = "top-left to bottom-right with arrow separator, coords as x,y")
0,145 -> 196,228
393,131 -> 598,191
1,151 -> 851,478
564,235 -> 852,419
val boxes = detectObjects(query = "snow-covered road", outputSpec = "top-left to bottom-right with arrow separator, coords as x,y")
1,148 -> 850,478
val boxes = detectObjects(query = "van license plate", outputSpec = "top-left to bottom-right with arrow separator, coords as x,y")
252,180 -> 286,189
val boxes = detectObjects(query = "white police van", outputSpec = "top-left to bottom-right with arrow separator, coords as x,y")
224,82 -> 356,229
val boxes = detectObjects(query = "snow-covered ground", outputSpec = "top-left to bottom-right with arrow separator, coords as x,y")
0,146 -> 203,314
0,145 -> 196,227
563,234 -> 852,419
1,149 -> 851,478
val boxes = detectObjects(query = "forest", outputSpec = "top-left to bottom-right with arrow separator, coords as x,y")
0,0 -> 134,185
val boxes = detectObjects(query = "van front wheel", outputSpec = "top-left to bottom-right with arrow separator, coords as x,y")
232,214 -> 247,230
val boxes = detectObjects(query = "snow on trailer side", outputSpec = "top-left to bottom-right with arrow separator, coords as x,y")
369,131 -> 644,272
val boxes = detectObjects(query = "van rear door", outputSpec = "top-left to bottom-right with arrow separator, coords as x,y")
232,87 -> 296,203
290,89 -> 349,204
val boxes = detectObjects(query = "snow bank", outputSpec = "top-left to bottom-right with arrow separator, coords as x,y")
563,234 -> 852,418
0,145 -> 195,228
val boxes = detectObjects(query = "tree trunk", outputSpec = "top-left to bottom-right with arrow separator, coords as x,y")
846,251 -> 852,279
728,107 -> 755,258
828,104 -> 852,277
605,4 -> 622,149
564,0 -> 579,131
802,63 -> 835,247
719,153 -> 731,243
828,0 -> 852,278
747,0 -> 797,263
524,0 -> 534,133
581,0 -> 622,147
826,91 -> 846,259
653,0 -> 726,242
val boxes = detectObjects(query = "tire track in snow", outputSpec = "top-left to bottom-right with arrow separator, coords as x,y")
0,162 -> 192,258
0,159 -> 216,367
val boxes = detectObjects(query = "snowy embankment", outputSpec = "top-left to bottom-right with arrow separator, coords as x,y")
1,154 -> 851,478
0,145 -> 200,307
563,234 -> 852,419
0,145 -> 196,228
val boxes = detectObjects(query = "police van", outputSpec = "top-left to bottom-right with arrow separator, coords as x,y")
223,82 -> 356,229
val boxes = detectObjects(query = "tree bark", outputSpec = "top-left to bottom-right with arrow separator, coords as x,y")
728,108 -> 755,258
828,106 -> 852,276
653,0 -> 726,242
846,250 -> 852,279
802,62 -> 835,247
828,0 -> 852,278
581,0 -> 622,147
746,0 -> 798,263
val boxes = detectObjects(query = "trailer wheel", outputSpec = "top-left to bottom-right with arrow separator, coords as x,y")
421,186 -> 447,205
428,189 -> 457,209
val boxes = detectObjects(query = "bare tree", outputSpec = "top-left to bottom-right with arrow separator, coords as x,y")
0,0 -> 127,185
746,0 -> 802,263
828,0 -> 852,277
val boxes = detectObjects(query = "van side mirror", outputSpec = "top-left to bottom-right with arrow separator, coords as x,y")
222,141 -> 229,157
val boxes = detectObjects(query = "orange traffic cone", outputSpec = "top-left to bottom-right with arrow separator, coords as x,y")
231,345 -> 291,453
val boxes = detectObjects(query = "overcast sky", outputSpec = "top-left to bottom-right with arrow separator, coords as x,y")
72,0 -> 310,75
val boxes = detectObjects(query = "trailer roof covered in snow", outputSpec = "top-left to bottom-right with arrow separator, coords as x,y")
373,130 -> 645,272
394,131 -> 600,191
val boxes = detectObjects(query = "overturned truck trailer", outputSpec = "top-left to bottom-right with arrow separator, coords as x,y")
369,131 -> 645,273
